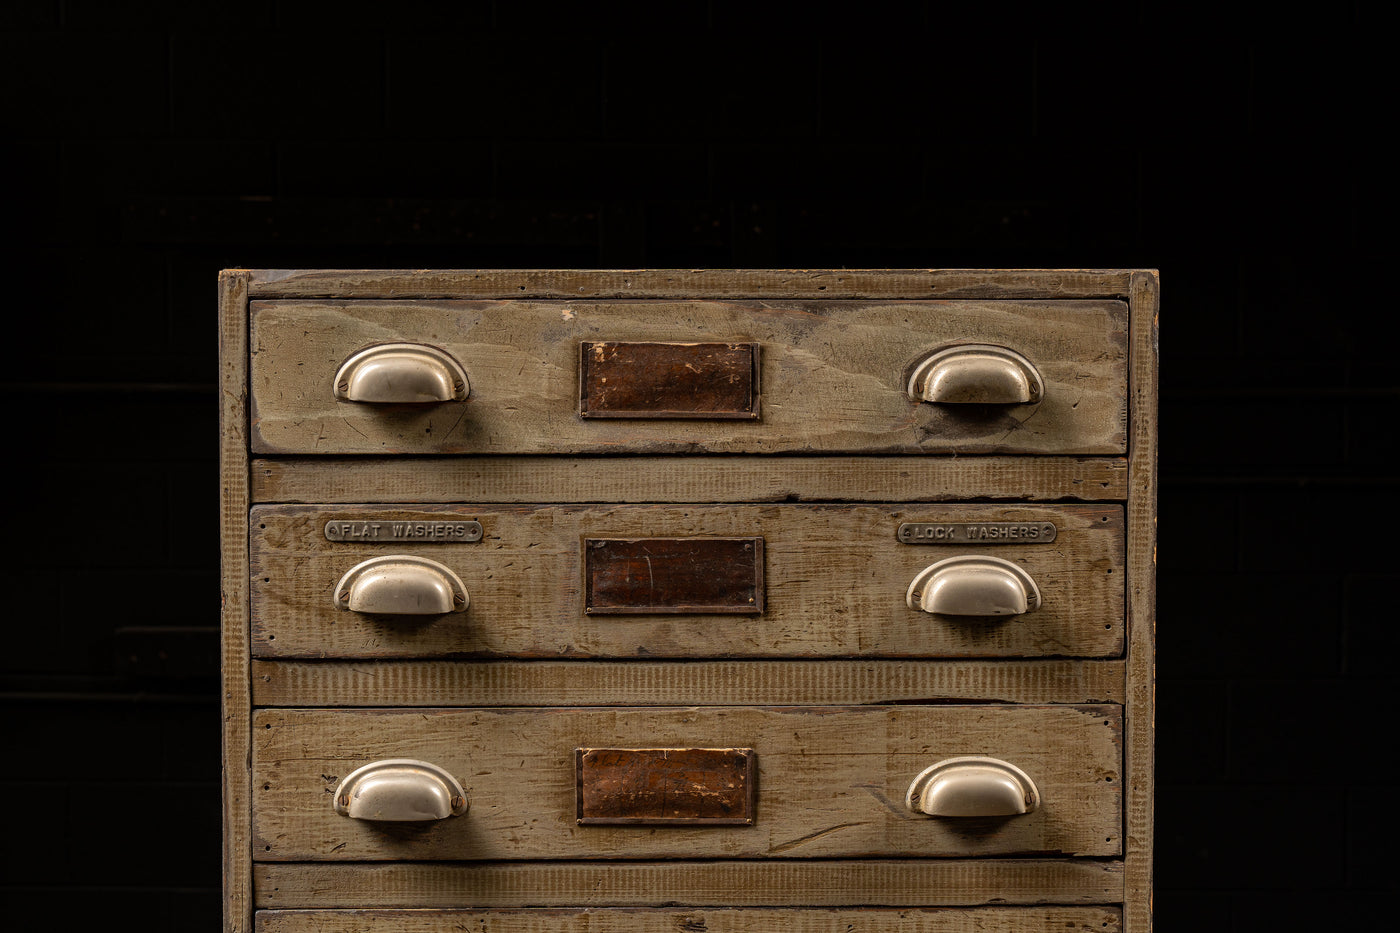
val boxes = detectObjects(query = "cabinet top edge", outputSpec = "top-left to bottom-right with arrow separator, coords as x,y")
230,269 -> 1155,301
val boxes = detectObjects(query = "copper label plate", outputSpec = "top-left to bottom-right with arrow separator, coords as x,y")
324,520 -> 483,542
897,521 -> 1057,544
584,537 -> 764,614
579,341 -> 760,419
576,747 -> 757,825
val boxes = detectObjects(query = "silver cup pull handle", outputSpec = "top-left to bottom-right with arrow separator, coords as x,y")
334,759 -> 469,821
907,344 -> 1043,405
907,556 -> 1041,617
334,555 -> 469,615
905,757 -> 1040,817
334,343 -> 469,403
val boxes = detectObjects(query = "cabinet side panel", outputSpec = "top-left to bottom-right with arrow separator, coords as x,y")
220,270 -> 252,933
1126,271 -> 1159,932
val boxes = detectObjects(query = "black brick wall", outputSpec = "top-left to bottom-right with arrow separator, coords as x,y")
0,3 -> 1385,930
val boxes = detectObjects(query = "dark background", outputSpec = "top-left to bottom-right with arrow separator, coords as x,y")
0,3 -> 1388,930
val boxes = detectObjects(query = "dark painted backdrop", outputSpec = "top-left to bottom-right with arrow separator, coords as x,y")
1,3 -> 1387,930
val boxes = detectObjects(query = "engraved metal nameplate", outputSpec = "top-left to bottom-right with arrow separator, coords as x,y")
584,537 -> 764,614
576,747 -> 757,825
579,341 -> 760,419
898,522 -> 1057,544
324,520 -> 483,543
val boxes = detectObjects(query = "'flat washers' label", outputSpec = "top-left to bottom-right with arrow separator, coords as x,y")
325,520 -> 482,542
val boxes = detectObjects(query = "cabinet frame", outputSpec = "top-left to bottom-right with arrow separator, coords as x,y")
220,268 -> 1156,932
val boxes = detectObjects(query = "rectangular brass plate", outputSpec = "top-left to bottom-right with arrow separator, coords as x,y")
324,520 -> 483,542
579,341 -> 760,419
897,521 -> 1058,544
576,747 -> 757,825
584,537 -> 764,614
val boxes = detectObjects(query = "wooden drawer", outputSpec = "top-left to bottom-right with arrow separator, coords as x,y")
251,705 -> 1121,861
248,298 -> 1128,456
254,907 -> 1125,932
250,503 -> 1124,659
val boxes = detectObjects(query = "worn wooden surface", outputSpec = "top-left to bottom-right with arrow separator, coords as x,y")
253,859 -> 1125,908
220,270 -> 253,933
255,906 -> 1125,932
245,268 -> 1137,300
250,659 -> 1127,707
249,299 -> 1128,455
1125,271 -> 1159,933
228,268 -> 1154,925
252,705 -> 1121,860
251,455 -> 1131,504
250,503 -> 1123,658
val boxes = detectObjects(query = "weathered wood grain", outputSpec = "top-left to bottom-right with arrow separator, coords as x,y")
252,705 -> 1121,861
253,859 -> 1126,908
248,299 -> 1128,455
250,659 -> 1127,706
250,503 -> 1124,659
255,906 -> 1125,932
220,269 -> 253,933
228,269 -> 1154,927
251,455 -> 1131,504
246,268 -> 1136,300
1125,271 -> 1158,933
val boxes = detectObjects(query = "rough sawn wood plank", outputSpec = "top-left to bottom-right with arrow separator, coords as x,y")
248,298 -> 1127,456
219,270 -> 253,933
1124,270 -> 1159,933
253,858 -> 1126,908
250,658 -> 1127,706
252,705 -> 1122,861
254,906 -> 1125,932
250,455 -> 1130,504
245,267 -> 1137,300
250,503 -> 1124,659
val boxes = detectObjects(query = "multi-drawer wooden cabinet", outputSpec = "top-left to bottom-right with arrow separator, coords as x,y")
220,269 -> 1157,932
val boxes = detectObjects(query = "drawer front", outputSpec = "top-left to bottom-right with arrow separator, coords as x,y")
251,705 -> 1122,860
255,907 -> 1125,932
249,299 -> 1127,455
251,503 -> 1124,659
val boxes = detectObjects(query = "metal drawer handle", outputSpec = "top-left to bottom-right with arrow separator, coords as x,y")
334,759 -> 469,821
907,344 -> 1043,404
334,555 -> 469,614
906,555 -> 1041,616
905,756 -> 1040,817
334,343 -> 470,403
